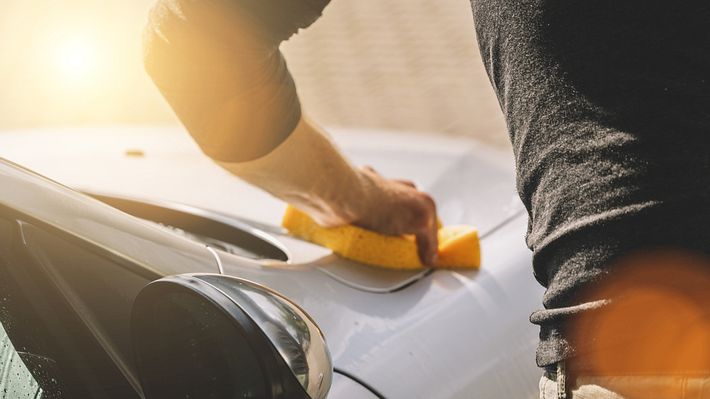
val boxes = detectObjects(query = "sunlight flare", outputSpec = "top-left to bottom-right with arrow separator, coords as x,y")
53,37 -> 98,82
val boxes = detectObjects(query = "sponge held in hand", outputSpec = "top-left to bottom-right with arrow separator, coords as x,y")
282,205 -> 480,270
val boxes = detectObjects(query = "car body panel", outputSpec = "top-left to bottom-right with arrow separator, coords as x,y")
0,127 -> 544,398
0,158 -> 220,278
329,373 -> 381,399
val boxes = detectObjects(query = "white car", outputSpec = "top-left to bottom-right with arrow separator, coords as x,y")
0,127 -> 544,398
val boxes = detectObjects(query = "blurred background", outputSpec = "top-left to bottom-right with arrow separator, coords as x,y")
0,0 -> 509,148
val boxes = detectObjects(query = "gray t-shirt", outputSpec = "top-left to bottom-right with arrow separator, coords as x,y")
471,0 -> 710,368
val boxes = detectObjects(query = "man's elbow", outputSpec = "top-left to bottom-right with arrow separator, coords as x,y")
142,0 -> 302,163
177,94 -> 301,163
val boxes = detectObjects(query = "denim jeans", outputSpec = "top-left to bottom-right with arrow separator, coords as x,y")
540,362 -> 710,399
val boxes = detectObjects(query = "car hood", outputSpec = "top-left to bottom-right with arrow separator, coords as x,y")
0,126 -> 523,232
0,126 -> 543,398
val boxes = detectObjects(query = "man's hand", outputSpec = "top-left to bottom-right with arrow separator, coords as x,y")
288,165 -> 440,266
352,167 -> 439,266
283,165 -> 440,267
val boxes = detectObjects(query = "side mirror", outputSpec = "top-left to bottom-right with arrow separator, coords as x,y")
130,273 -> 332,399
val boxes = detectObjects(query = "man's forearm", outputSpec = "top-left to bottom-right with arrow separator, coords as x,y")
218,116 -> 370,227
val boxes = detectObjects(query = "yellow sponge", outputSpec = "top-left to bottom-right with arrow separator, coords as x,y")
282,205 -> 480,270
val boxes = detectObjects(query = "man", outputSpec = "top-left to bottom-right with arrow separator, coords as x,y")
143,0 -> 710,397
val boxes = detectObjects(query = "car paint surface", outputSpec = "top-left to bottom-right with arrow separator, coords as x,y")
0,127 -> 544,398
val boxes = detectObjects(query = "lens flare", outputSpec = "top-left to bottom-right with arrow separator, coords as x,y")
53,38 -> 98,82
568,249 -> 710,379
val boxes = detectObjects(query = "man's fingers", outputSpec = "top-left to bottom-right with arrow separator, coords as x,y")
354,167 -> 439,266
413,194 -> 438,266
415,225 -> 438,266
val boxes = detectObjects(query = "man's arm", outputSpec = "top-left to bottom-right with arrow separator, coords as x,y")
143,0 -> 438,263
220,115 -> 439,264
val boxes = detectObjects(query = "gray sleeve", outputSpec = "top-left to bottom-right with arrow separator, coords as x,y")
142,0 -> 329,162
